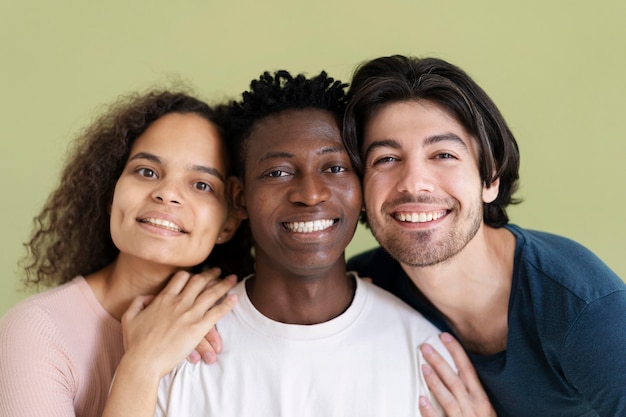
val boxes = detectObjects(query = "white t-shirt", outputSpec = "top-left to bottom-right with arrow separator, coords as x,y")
156,276 -> 451,417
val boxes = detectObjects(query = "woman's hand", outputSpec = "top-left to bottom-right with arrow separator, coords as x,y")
188,326 -> 223,364
121,268 -> 237,378
419,333 -> 497,417
184,272 -> 229,364
103,269 -> 237,417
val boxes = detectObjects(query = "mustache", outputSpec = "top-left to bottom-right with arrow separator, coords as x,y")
381,194 -> 449,210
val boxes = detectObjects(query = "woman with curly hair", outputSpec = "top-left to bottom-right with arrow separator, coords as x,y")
0,89 -> 254,417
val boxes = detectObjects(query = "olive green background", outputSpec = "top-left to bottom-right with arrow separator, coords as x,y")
2,1 -> 625,316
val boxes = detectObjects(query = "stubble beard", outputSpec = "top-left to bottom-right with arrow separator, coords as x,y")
367,201 -> 483,268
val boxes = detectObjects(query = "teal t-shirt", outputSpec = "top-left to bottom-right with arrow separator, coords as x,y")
347,224 -> 626,417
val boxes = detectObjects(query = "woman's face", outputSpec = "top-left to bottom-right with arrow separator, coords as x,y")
110,112 -> 232,269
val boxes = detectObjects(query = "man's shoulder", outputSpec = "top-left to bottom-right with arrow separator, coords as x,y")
360,280 -> 441,339
508,223 -> 597,253
347,246 -> 407,291
347,246 -> 399,273
508,224 -> 625,297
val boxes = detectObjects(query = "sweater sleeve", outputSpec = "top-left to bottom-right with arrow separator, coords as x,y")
0,304 -> 78,417
561,289 -> 626,416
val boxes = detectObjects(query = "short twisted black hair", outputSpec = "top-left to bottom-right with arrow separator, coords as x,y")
228,70 -> 348,176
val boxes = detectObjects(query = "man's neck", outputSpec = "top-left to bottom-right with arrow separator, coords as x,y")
402,225 -> 516,354
246,261 -> 356,325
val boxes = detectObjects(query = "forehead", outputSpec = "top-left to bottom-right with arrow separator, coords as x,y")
364,100 -> 470,145
245,108 -> 342,156
131,112 -> 229,172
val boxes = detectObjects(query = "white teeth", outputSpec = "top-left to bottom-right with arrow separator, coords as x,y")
141,217 -> 184,232
284,219 -> 335,233
395,211 -> 446,223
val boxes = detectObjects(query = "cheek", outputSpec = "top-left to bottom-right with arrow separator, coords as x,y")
108,200 -> 137,254
447,171 -> 483,200
108,187 -> 127,245
191,211 -> 227,261
108,209 -> 124,251
197,201 -> 229,232
363,174 -> 385,209
109,179 -> 132,215
213,199 -> 230,219
343,179 -> 363,212
243,192 -> 271,221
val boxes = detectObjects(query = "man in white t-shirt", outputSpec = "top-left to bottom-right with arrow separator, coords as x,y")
155,70 -> 453,417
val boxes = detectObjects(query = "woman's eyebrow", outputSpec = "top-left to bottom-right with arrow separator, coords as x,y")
129,152 -> 225,183
191,164 -> 225,183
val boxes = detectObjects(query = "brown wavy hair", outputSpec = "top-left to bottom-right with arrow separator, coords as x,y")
344,55 -> 521,228
21,89 -> 254,288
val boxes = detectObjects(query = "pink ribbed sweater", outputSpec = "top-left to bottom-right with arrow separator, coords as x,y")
0,277 -> 124,417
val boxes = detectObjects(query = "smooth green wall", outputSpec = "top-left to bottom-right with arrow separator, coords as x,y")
2,1 -> 625,316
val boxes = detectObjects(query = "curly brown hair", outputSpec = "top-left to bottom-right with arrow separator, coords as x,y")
21,89 -> 254,288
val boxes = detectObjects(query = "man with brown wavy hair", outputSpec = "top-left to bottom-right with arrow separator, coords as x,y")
345,54 -> 626,417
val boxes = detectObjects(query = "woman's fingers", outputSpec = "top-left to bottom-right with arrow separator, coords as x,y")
420,359 -> 461,415
152,269 -> 233,320
192,325 -> 224,364
162,267 -> 222,296
193,274 -> 237,310
200,293 -> 237,325
418,395 -> 445,417
420,334 -> 497,417
122,294 -> 155,323
120,271 -> 238,378
186,277 -> 234,364
439,333 -> 484,396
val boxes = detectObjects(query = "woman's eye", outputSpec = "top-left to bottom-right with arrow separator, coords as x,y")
194,182 -> 213,192
435,153 -> 455,159
137,168 -> 157,178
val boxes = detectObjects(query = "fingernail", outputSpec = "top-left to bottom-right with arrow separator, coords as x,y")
187,351 -> 201,364
421,364 -> 432,375
441,332 -> 453,343
419,396 -> 430,408
203,352 -> 215,364
421,343 -> 433,355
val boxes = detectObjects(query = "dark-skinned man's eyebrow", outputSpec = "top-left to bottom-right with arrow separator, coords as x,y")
259,151 -> 294,163
260,146 -> 345,162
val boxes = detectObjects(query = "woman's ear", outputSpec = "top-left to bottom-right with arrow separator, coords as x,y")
216,177 -> 247,245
